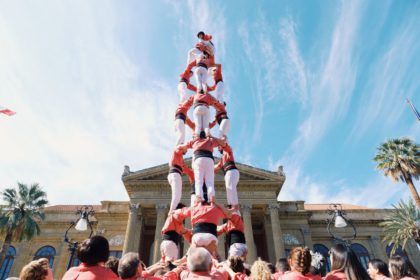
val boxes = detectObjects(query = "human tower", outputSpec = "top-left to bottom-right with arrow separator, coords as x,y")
159,32 -> 247,261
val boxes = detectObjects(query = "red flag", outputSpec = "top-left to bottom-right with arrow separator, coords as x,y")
0,105 -> 16,116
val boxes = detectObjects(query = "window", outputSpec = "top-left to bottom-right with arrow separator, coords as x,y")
350,243 -> 370,269
386,244 -> 409,259
109,250 -> 123,259
0,246 -> 16,279
34,246 -> 56,268
313,244 -> 331,272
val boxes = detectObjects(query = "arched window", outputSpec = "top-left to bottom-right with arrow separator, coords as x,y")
313,244 -> 331,272
350,243 -> 370,269
34,246 -> 56,268
0,246 -> 16,279
386,244 -> 409,259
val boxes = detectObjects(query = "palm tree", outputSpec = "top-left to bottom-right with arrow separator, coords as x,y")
380,198 -> 420,255
374,138 -> 420,210
0,183 -> 48,269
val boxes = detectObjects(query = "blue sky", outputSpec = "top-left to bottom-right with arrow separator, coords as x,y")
0,0 -> 419,207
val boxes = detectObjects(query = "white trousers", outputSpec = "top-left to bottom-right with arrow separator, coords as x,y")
193,105 -> 210,135
214,81 -> 224,103
225,169 -> 240,205
192,233 -> 218,247
174,118 -> 186,146
194,66 -> 208,93
218,118 -> 230,138
177,82 -> 189,103
193,157 -> 215,201
187,48 -> 202,66
167,173 -> 182,212
160,240 -> 179,261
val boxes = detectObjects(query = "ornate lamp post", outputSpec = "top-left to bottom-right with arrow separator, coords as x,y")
64,206 -> 95,270
326,204 -> 357,244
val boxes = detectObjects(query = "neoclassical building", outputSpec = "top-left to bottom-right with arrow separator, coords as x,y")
1,160 -> 419,279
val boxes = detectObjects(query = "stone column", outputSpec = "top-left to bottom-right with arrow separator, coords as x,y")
123,203 -> 141,254
368,236 -> 387,261
269,203 -> 285,260
241,204 -> 256,262
152,204 -> 168,263
301,227 -> 313,249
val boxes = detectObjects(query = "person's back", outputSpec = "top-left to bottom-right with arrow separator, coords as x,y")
62,235 -> 119,280
389,256 -> 420,280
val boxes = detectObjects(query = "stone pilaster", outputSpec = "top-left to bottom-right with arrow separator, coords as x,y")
269,203 -> 285,259
152,204 -> 168,263
368,236 -> 387,261
241,204 -> 256,262
122,203 -> 141,254
301,227 -> 313,249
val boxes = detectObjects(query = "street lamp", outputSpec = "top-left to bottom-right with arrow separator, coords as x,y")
326,204 -> 357,244
64,206 -> 95,270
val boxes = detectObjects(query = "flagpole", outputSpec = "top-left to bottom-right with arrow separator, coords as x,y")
406,99 -> 420,122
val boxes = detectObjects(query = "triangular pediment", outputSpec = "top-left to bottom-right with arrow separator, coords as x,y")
122,157 -> 284,183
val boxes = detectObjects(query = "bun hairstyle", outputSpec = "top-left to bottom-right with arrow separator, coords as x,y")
288,247 -> 311,275
229,256 -> 245,273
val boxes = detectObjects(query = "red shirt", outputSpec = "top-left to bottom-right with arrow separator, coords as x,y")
185,137 -> 224,153
180,71 -> 198,92
161,207 -> 191,234
217,213 -> 244,235
124,271 -> 162,280
62,263 -> 119,280
186,55 -> 215,71
176,96 -> 194,116
180,270 -> 227,280
193,93 -> 225,112
324,270 -> 347,280
191,204 -> 226,226
169,149 -> 193,182
214,144 -> 235,173
305,273 -> 322,280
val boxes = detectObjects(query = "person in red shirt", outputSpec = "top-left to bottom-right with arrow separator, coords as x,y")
214,143 -> 239,207
208,64 -> 224,103
168,147 -> 194,212
187,31 -> 215,67
174,96 -> 195,146
217,209 -> 247,259
178,135 -> 226,203
160,204 -> 192,262
178,70 -> 197,103
62,235 -> 120,280
186,52 -> 214,94
279,247 -> 311,280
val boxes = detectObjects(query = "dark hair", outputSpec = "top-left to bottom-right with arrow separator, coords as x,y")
288,247 -> 311,275
105,256 -> 120,276
197,31 -> 205,38
330,243 -> 370,280
276,258 -> 290,272
118,252 -> 140,279
389,256 -> 419,280
229,256 -> 245,273
267,263 -> 276,274
77,235 -> 110,266
154,262 -> 176,276
368,259 -> 390,277
243,263 -> 251,276
176,203 -> 186,209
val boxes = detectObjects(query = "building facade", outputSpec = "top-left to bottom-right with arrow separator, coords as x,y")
1,160 -> 419,279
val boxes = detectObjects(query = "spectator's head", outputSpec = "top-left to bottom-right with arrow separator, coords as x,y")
288,247 -> 311,275
228,256 -> 245,273
250,258 -> 271,280
309,251 -> 326,276
77,235 -> 110,266
118,252 -> 142,279
267,263 -> 276,274
330,243 -> 370,280
187,247 -> 212,272
276,258 -> 290,273
19,258 -> 53,280
105,256 -> 119,276
389,255 -> 419,280
367,259 -> 390,279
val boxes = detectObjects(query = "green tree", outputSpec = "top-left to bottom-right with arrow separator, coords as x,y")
380,198 -> 420,255
374,137 -> 420,210
0,183 -> 48,269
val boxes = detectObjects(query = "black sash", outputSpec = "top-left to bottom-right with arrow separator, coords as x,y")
194,150 -> 214,160
162,230 -> 181,245
226,230 -> 246,246
193,222 -> 217,236
223,161 -> 237,174
169,164 -> 182,175
175,113 -> 186,121
197,62 -> 208,69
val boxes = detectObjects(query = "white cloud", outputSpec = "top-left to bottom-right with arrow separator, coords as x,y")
0,2 -> 177,205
